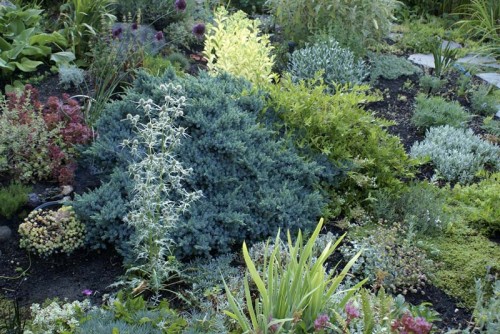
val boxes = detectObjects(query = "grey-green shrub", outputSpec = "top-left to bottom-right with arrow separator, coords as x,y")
58,65 -> 85,90
419,75 -> 446,94
372,182 -> 449,235
411,94 -> 471,130
369,52 -> 421,83
470,84 -> 499,116
410,125 -> 500,183
74,70 -> 330,258
288,38 -> 369,91
482,116 -> 500,137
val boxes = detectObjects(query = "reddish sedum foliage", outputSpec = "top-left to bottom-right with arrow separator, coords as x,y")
1,85 -> 92,184
44,94 -> 92,145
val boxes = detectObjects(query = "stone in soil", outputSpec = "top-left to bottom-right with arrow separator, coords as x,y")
441,40 -> 462,50
456,55 -> 500,70
0,226 -> 12,242
476,73 -> 500,89
408,53 -> 435,68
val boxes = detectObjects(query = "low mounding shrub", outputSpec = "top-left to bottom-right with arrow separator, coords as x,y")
470,84 -> 499,116
74,70 -> 329,258
447,173 -> 500,235
203,7 -> 277,87
0,85 -> 92,184
368,52 -> 421,83
372,181 -> 449,235
341,223 -> 434,295
410,125 -> 499,183
419,75 -> 446,95
19,206 -> 85,257
411,94 -> 471,130
0,182 -> 31,219
289,38 -> 369,91
266,74 -> 413,214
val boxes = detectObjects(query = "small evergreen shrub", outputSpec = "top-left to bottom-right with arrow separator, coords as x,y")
166,52 -> 190,72
289,38 -> 369,91
411,94 -> 471,130
0,182 -> 30,219
419,75 -> 446,95
410,125 -> 500,183
58,65 -> 85,90
266,74 -> 412,214
74,70 -> 328,258
369,52 -> 421,83
448,173 -> 500,235
203,7 -> 277,87
19,206 -> 86,257
470,84 -> 499,116
142,54 -> 173,76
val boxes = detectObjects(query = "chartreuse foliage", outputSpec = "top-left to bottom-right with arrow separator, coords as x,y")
224,218 -> 365,334
447,173 -> 500,235
0,182 -> 31,219
0,4 -> 72,76
266,74 -> 414,214
426,229 -> 500,308
74,70 -> 328,258
203,7 -> 277,87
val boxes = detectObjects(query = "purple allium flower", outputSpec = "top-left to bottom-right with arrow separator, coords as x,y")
345,302 -> 360,321
82,289 -> 93,296
112,27 -> 123,39
155,31 -> 164,41
192,22 -> 206,39
314,314 -> 330,332
174,0 -> 187,11
131,22 -> 138,30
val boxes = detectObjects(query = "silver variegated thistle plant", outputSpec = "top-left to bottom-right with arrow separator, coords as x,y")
121,83 -> 202,297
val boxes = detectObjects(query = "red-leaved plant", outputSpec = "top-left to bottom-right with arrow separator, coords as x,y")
1,85 -> 92,184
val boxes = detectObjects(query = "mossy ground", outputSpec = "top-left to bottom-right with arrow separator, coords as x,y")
426,228 -> 500,308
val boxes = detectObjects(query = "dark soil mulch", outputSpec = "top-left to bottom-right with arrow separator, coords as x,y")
406,285 -> 473,332
0,166 -> 122,307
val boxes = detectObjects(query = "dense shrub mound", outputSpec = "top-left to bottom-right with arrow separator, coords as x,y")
74,70 -> 332,258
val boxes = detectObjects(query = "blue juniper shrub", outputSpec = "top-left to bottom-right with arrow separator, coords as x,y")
74,70 -> 334,258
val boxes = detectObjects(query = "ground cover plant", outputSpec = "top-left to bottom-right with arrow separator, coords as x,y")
1,0 -> 499,332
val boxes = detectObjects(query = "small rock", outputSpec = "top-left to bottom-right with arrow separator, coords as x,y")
408,54 -> 435,68
0,226 -> 12,242
477,73 -> 500,89
441,39 -> 461,50
457,55 -> 500,69
60,185 -> 74,196
27,193 -> 41,208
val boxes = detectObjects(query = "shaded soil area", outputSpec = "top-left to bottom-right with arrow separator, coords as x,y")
0,167 -> 122,307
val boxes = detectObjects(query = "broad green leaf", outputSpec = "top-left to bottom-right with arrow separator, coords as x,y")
13,57 -> 43,72
50,51 -> 75,65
